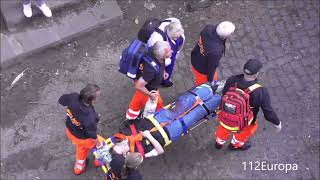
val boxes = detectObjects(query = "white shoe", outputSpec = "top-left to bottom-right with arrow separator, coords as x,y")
37,3 -> 52,17
23,3 -> 32,18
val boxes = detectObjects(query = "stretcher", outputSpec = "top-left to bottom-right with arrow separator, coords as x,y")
93,81 -> 225,178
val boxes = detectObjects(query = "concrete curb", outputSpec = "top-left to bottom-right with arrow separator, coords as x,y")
0,0 -> 123,69
0,0 -> 82,31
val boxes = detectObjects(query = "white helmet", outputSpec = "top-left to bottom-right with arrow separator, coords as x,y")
216,21 -> 235,38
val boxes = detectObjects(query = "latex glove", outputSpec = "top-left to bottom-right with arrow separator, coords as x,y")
215,80 -> 226,94
211,80 -> 218,87
176,51 -> 181,59
95,139 -> 103,149
165,58 -> 172,67
149,90 -> 158,102
274,121 -> 282,133
163,71 -> 169,80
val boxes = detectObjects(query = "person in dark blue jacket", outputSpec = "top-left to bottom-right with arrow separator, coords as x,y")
108,152 -> 143,180
59,84 -> 103,175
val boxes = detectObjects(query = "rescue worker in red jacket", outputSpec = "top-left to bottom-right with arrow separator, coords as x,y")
126,41 -> 172,120
215,59 -> 282,150
59,84 -> 104,175
191,21 -> 235,86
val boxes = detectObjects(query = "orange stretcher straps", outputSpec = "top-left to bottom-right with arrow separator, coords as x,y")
175,95 -> 203,120
113,133 -> 127,140
129,124 -> 145,157
149,122 -> 167,133
113,129 -> 145,156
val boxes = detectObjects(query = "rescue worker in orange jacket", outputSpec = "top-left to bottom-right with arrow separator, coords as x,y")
215,59 -> 282,150
191,21 -> 235,86
59,84 -> 104,175
126,41 -> 172,120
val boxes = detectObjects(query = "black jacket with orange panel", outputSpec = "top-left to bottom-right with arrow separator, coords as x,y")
59,93 -> 99,139
191,24 -> 226,83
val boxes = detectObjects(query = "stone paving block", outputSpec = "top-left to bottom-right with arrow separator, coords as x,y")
274,86 -> 288,102
52,11 -> 98,40
303,20 -> 317,30
308,8 -> 319,19
267,31 -> 281,45
0,34 -> 18,66
295,36 -> 311,49
220,68 -> 233,79
279,75 -> 292,88
265,69 -> 281,88
298,48 -> 309,58
247,31 -> 258,40
233,49 -> 245,58
265,46 -> 284,60
12,28 -> 60,53
307,28 -> 320,37
260,41 -> 272,49
91,0 -> 123,24
244,25 -> 254,34
258,30 -> 270,41
298,9 -> 310,20
236,27 -> 245,38
307,67 -> 320,83
285,23 -> 297,33
276,55 -> 292,66
302,56 -> 319,67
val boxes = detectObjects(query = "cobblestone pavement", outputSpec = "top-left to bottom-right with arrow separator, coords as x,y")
1,0 -> 319,179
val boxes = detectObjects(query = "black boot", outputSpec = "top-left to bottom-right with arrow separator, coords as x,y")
228,141 -> 251,151
214,142 -> 223,150
161,81 -> 173,87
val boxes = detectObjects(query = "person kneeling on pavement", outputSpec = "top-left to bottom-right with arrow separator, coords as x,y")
215,59 -> 282,151
58,84 -> 104,175
126,41 -> 172,120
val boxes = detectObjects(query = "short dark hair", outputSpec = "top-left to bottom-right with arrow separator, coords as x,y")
80,84 -> 100,105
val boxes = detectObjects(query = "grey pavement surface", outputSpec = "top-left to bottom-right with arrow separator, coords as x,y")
0,0 -> 122,68
1,0 -> 319,180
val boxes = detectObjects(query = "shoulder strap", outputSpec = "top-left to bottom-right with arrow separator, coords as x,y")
155,28 -> 167,41
247,84 -> 262,93
142,55 -> 159,74
160,19 -> 172,23
129,124 -> 145,157
147,116 -> 172,147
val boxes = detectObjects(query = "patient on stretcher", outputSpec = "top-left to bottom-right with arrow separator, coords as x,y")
94,82 -> 225,167
113,123 -> 166,157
